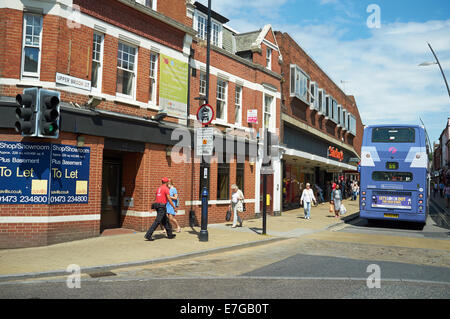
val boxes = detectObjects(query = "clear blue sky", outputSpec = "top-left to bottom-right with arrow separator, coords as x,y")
199,0 -> 450,145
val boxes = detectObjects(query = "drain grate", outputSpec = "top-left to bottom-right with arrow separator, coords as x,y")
88,271 -> 117,278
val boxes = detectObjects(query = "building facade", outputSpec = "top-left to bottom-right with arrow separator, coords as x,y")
274,32 -> 364,210
0,0 -> 283,248
438,118 -> 450,184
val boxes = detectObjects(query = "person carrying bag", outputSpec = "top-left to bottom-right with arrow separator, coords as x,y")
229,184 -> 244,228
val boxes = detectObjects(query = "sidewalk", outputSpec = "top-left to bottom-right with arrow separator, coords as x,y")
0,199 -> 359,281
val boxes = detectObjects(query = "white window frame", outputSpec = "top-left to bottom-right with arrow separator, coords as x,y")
116,41 -> 138,99
266,48 -> 272,70
290,64 -> 309,104
325,95 -> 330,119
199,71 -> 206,96
235,85 -> 243,125
310,81 -> 319,110
91,32 -> 104,94
194,11 -> 222,48
337,104 -> 342,127
216,78 -> 228,122
342,109 -> 347,130
136,0 -> 157,10
263,93 -> 275,133
332,98 -> 338,123
149,52 -> 158,104
21,13 -> 43,79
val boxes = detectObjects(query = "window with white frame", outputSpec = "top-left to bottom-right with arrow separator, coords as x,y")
91,32 -> 104,92
22,13 -> 43,78
195,12 -> 222,47
290,64 -> 309,103
116,42 -> 137,97
216,79 -> 227,121
149,52 -> 158,103
199,71 -> 206,96
310,82 -> 318,109
235,85 -> 242,124
264,94 -> 274,131
136,0 -> 156,10
342,109 -> 347,129
266,48 -> 272,70
325,95 -> 330,118
348,114 -> 357,135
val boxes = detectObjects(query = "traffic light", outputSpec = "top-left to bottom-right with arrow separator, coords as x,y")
15,88 -> 38,136
37,89 -> 60,138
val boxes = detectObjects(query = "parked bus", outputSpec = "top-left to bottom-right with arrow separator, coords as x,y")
359,125 -> 430,226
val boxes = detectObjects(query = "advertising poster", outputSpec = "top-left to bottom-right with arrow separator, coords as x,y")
159,53 -> 188,119
371,195 -> 412,210
0,141 -> 90,204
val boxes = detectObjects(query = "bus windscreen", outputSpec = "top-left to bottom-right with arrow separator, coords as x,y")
371,128 -> 415,143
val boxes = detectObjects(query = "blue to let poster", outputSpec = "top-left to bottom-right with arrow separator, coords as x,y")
0,141 -> 90,204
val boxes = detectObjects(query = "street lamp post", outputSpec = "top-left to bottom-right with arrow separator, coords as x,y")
419,42 -> 450,101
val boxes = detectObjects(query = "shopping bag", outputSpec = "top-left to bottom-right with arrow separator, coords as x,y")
340,204 -> 347,215
226,209 -> 231,221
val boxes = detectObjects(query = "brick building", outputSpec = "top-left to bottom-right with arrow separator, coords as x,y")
274,32 -> 364,209
0,0 -> 282,247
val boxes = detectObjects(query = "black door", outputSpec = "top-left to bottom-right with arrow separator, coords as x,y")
101,158 -> 122,232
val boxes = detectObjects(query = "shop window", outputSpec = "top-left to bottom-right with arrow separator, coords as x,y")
217,158 -> 230,200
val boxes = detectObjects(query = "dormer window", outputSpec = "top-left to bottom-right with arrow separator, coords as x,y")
195,11 -> 222,47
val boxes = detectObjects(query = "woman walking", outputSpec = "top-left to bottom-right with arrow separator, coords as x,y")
300,183 -> 316,220
229,184 -> 244,228
331,184 -> 342,219
166,179 -> 181,233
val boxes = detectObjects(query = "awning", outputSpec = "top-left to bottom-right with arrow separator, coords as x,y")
283,147 -> 357,171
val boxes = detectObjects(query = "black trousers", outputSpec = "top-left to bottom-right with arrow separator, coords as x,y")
145,204 -> 173,238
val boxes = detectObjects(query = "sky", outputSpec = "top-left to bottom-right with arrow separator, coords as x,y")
197,0 -> 450,145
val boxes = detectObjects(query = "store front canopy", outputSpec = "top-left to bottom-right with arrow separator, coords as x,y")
283,147 -> 357,172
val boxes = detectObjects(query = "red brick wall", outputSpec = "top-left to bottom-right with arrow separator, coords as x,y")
275,31 -> 364,154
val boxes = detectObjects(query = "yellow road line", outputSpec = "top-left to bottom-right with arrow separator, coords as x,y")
303,231 -> 450,251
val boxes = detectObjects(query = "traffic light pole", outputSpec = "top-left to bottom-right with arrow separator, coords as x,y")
199,0 -> 212,242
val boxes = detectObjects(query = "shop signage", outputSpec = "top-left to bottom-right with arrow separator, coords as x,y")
56,72 -> 91,91
159,54 -> 188,119
328,146 -> 344,162
0,141 -> 90,204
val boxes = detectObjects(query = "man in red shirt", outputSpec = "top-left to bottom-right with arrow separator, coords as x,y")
144,177 -> 176,241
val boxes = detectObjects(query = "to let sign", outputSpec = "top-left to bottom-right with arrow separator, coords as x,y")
247,109 -> 258,123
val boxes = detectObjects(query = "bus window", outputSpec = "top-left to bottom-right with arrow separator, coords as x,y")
372,171 -> 413,182
371,128 -> 415,143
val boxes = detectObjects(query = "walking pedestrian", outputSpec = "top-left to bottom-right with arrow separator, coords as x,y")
439,181 -> 445,198
301,183 -> 316,219
166,179 -> 181,233
445,182 -> 450,209
433,181 -> 438,198
314,184 -> 325,204
228,184 -> 244,228
144,177 -> 176,241
331,184 -> 342,219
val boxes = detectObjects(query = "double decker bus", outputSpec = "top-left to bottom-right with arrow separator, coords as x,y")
359,125 -> 430,226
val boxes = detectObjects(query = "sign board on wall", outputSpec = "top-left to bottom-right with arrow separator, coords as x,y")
56,72 -> 91,91
0,141 -> 90,204
195,127 -> 214,156
159,54 -> 188,119
247,109 -> 258,123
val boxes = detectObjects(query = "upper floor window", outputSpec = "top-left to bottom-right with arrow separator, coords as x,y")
216,79 -> 227,121
116,42 -> 137,98
195,11 -> 222,47
310,82 -> 318,110
91,32 -> 104,93
235,85 -> 242,124
290,64 -> 308,103
22,13 -> 43,78
149,52 -> 158,103
264,94 -> 274,132
136,0 -> 156,10
266,48 -> 272,70
199,71 -> 206,96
